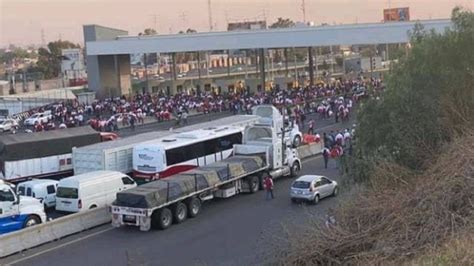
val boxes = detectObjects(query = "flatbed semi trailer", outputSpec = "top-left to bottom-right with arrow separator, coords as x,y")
110,106 -> 302,231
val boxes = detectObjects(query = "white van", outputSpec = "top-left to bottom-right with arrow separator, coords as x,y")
17,179 -> 59,209
55,171 -> 137,213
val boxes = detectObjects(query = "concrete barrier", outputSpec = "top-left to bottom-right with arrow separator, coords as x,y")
297,142 -> 323,159
0,207 -> 110,258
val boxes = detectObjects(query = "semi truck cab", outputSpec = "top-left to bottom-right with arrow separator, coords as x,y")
0,180 -> 46,234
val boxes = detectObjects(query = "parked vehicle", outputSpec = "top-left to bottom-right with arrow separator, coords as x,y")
290,175 -> 338,204
16,179 -> 59,208
55,171 -> 137,213
73,115 -> 260,176
0,127 -> 103,182
23,111 -> 52,126
0,119 -> 19,133
0,180 -> 46,234
111,105 -> 302,231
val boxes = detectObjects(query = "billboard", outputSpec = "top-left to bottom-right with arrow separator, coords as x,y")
384,7 -> 410,22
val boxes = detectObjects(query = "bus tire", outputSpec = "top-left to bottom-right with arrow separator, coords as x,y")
172,202 -> 187,224
248,175 -> 259,193
151,208 -> 173,230
187,197 -> 201,218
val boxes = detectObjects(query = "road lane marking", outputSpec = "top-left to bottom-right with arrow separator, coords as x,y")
6,227 -> 114,265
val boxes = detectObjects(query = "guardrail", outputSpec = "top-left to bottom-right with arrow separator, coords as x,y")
0,142 -> 323,258
0,207 -> 110,258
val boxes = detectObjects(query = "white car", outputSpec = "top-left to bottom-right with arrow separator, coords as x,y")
24,112 -> 52,126
0,119 -> 18,132
290,175 -> 338,204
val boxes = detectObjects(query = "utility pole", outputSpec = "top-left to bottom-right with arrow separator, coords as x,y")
208,0 -> 214,31
150,14 -> 158,32
41,29 -> 46,47
301,0 -> 307,23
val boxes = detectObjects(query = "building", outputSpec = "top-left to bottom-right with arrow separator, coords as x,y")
227,21 -> 266,31
61,48 -> 87,85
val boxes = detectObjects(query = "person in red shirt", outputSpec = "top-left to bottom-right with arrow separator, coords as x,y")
264,175 -> 274,200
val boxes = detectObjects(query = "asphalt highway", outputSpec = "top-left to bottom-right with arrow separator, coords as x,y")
3,155 -> 346,266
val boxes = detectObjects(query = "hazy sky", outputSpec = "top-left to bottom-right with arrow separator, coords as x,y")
1,0 -> 472,46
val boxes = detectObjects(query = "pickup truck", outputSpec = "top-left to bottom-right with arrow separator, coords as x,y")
0,180 -> 46,234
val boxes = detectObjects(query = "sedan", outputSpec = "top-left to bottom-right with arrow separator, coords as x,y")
0,119 -> 18,132
290,175 -> 338,204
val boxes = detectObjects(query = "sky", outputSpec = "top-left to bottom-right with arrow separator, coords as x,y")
0,0 -> 472,46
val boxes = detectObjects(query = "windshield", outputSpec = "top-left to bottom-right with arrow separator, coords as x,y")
56,187 -> 78,199
30,114 -> 39,118
292,181 -> 311,189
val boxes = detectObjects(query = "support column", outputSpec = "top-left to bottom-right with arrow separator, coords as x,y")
284,48 -> 289,78
227,50 -> 231,76
171,53 -> 177,81
255,49 -> 259,76
144,53 -> 149,93
113,54 -> 120,97
308,47 -> 314,87
197,51 -> 202,95
259,48 -> 265,91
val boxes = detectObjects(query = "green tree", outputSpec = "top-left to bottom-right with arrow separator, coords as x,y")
139,28 -> 158,66
269,17 -> 295,28
353,7 -> 474,177
35,40 -> 80,79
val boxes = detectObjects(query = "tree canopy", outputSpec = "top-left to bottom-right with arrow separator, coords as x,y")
34,40 -> 80,79
269,17 -> 295,29
353,7 -> 474,175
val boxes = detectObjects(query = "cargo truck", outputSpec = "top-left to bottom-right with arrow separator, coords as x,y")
110,105 -> 302,231
73,115 -> 261,176
0,127 -> 103,182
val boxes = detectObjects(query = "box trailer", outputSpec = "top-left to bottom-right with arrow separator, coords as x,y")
73,115 -> 260,175
0,127 -> 101,182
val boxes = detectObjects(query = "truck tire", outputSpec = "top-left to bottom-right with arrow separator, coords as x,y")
247,175 -> 259,193
290,162 -> 300,178
293,135 -> 301,147
187,197 -> 201,218
23,215 -> 40,228
172,202 -> 188,224
151,208 -> 173,230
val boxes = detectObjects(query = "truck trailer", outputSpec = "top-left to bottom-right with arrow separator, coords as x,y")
73,115 -> 261,176
110,106 -> 302,231
0,127 -> 102,182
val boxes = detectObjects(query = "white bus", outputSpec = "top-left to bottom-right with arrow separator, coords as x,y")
133,126 -> 244,181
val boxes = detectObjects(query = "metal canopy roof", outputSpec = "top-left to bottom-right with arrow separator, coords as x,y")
86,19 -> 451,56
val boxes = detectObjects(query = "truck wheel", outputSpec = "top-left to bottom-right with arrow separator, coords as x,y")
151,208 -> 173,230
172,202 -> 188,224
290,162 -> 300,178
293,136 -> 301,147
247,175 -> 259,193
23,215 -> 40,228
187,197 -> 201,218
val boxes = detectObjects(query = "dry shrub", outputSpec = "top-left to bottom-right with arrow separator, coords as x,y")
276,134 -> 474,265
405,227 -> 474,266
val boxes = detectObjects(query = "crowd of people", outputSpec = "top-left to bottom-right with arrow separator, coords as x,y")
20,76 -> 383,134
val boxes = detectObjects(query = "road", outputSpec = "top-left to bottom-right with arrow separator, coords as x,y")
2,155 -> 346,266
